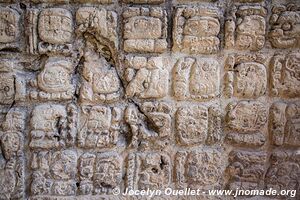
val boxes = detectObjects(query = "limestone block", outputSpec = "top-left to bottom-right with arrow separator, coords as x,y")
224,54 -> 267,99
78,105 -> 123,149
0,7 -> 20,43
225,101 -> 268,147
270,52 -> 300,98
226,150 -> 267,190
124,56 -> 169,99
175,148 -> 224,189
126,152 -> 171,190
175,104 -> 221,146
29,104 -> 78,149
173,57 -> 220,100
29,58 -> 75,101
173,6 -> 221,54
0,109 -> 25,199
123,7 -> 167,53
269,3 -> 300,49
125,101 -> 172,150
225,5 -> 267,51
269,101 -> 300,147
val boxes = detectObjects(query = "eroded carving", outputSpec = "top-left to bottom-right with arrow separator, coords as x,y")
79,43 -> 122,103
269,102 -> 300,147
225,101 -> 267,147
269,4 -> 300,49
173,57 -> 220,100
175,149 -> 223,189
173,6 -> 220,54
29,104 -> 77,150
226,150 -> 267,190
124,56 -> 169,99
123,7 -> 167,53
78,106 -> 123,149
76,7 -> 117,49
0,7 -> 20,44
225,6 -> 267,51
126,152 -> 171,190
175,105 -> 221,146
224,54 -> 267,98
0,60 -> 26,105
29,58 -> 75,101
38,8 -> 73,54
270,52 -> 300,98
265,150 -> 300,192
30,150 -> 77,196
0,109 -> 25,199
125,102 -> 172,150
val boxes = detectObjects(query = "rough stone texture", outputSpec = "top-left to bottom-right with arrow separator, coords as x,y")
0,0 -> 299,200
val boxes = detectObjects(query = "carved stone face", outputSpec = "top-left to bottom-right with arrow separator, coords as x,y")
270,8 -> 300,48
1,132 -> 20,160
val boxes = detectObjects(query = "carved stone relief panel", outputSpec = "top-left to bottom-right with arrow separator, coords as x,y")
270,52 -> 300,98
126,152 -> 171,190
269,3 -> 300,49
123,7 -> 168,53
29,58 -> 75,101
175,148 -> 224,190
0,7 -> 21,50
173,6 -> 221,54
269,101 -> 300,147
0,109 -> 25,199
225,5 -> 267,51
225,101 -> 268,147
226,150 -> 267,190
224,54 -> 267,99
29,104 -> 77,150
124,56 -> 169,99
78,105 -> 124,149
173,57 -> 220,101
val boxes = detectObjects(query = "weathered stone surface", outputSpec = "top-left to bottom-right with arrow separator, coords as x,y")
0,7 -> 20,43
173,6 -> 221,54
225,5 -> 267,51
123,7 -> 167,53
173,57 -> 220,100
269,101 -> 300,147
270,52 -> 300,98
0,1 -> 299,199
224,54 -> 267,98
125,56 -> 169,99
269,3 -> 300,49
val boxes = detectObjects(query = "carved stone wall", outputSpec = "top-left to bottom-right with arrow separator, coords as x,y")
0,0 -> 299,199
